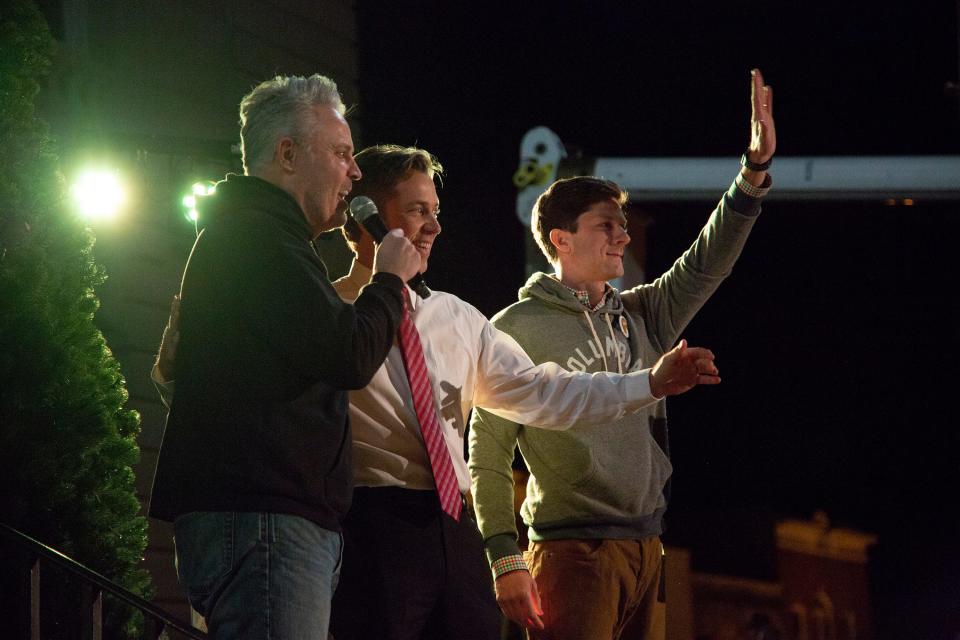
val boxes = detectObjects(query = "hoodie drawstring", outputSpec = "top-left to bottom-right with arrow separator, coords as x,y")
582,310 -> 609,372
583,310 -> 626,373
604,314 -> 624,374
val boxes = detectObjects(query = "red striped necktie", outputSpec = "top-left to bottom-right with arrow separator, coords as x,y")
396,300 -> 462,521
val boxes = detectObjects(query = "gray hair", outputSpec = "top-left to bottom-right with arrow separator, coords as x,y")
239,74 -> 346,175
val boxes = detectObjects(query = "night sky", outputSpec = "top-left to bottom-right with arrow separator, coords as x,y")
354,2 -> 959,637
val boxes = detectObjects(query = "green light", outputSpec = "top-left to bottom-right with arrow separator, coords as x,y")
183,181 -> 217,225
192,182 -> 216,196
71,169 -> 127,220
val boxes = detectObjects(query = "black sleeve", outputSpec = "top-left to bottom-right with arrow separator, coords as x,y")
181,223 -> 404,394
249,236 -> 404,390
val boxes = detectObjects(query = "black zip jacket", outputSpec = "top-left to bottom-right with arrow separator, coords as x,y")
149,175 -> 404,531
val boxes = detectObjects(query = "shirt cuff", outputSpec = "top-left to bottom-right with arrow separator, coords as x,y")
728,172 -> 772,216
626,369 -> 658,407
736,170 -> 772,198
369,271 -> 405,292
491,554 -> 528,579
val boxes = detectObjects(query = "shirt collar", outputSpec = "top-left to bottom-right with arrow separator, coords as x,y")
553,276 -> 613,312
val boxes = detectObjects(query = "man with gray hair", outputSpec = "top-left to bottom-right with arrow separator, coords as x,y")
148,74 -> 421,639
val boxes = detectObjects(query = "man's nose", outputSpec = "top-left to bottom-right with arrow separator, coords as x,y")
348,157 -> 361,181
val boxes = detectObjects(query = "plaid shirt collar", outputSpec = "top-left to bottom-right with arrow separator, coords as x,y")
553,276 -> 614,312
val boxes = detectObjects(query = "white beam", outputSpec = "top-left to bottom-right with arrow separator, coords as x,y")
591,156 -> 960,201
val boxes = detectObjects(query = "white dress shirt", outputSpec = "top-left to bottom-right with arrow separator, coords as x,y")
334,261 -> 658,493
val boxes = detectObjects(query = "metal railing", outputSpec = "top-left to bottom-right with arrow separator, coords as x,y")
0,521 -> 205,639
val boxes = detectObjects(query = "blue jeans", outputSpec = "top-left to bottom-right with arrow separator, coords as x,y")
173,511 -> 342,639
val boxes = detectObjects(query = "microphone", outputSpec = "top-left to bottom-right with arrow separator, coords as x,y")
349,196 -> 431,299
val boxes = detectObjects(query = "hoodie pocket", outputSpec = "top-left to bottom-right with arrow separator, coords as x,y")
577,429 -> 672,514
526,422 -> 672,516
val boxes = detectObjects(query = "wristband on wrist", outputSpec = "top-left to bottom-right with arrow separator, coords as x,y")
740,151 -> 771,172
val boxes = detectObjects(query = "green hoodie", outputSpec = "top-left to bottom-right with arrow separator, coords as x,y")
469,178 -> 764,566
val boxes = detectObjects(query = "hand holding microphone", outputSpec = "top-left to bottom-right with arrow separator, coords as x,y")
350,196 -> 431,298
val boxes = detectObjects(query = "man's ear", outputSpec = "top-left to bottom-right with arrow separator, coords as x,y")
549,228 -> 571,256
275,137 -> 297,172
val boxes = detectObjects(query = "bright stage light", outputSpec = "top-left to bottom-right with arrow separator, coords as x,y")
183,181 -> 216,224
71,169 -> 128,221
192,182 -> 216,196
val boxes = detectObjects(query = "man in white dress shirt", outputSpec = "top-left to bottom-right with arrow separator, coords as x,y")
327,144 -> 721,640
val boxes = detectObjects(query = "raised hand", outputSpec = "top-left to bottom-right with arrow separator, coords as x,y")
748,68 -> 776,165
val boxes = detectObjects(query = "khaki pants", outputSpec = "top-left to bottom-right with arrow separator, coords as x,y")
524,536 -> 665,640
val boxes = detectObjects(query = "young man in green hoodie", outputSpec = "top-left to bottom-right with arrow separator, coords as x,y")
468,68 -> 776,639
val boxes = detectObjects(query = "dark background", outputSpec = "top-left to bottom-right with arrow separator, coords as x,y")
353,2 -> 960,637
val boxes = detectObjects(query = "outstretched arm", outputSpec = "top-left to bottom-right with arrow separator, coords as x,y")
625,68 -> 777,347
473,322 -> 719,429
